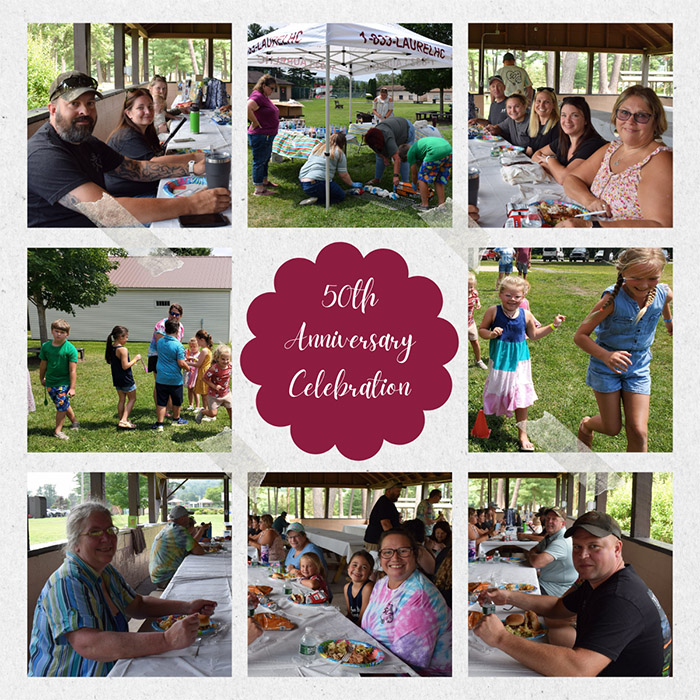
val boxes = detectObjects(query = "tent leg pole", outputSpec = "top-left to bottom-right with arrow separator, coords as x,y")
325,44 -> 331,210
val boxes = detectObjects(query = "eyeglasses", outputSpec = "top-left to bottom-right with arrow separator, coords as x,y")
536,87 -> 555,94
169,311 -> 181,317
379,547 -> 413,559
80,526 -> 119,538
616,108 -> 652,124
50,74 -> 99,101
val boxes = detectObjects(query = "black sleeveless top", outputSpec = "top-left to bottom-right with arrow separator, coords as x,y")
110,345 -> 134,388
346,580 -> 370,620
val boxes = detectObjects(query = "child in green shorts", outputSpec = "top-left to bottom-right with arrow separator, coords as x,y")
398,137 -> 452,211
39,319 -> 79,440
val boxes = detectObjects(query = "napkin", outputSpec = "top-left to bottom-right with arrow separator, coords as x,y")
517,183 -> 565,202
501,163 -> 548,185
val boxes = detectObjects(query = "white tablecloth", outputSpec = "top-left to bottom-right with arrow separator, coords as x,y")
468,138 -> 565,227
109,546 -> 231,677
478,538 -> 540,556
247,566 -> 417,676
468,560 -> 544,676
304,527 -> 367,560
152,110 -> 232,228
342,524 -> 368,537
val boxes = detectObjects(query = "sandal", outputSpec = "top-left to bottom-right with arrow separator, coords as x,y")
118,421 -> 136,430
263,181 -> 280,188
518,440 -> 535,452
253,189 -> 276,196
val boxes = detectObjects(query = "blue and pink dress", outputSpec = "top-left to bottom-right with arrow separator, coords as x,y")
483,305 -> 537,416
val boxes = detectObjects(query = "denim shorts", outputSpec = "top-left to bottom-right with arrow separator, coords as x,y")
586,348 -> 652,395
115,384 -> 136,393
499,262 -> 513,273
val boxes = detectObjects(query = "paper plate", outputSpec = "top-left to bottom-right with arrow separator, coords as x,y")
152,615 -> 217,636
318,639 -> 385,667
530,199 -> 589,226
162,176 -> 207,197
499,583 -> 537,593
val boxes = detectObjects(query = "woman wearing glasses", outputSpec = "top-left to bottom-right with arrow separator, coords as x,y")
559,86 -> 672,227
525,87 -> 560,156
361,529 -> 452,675
532,96 -> 607,185
29,502 -> 216,676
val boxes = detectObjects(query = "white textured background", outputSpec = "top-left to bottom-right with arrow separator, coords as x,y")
1,3 -> 695,697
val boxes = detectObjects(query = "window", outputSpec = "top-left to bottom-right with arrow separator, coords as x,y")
155,300 -> 171,307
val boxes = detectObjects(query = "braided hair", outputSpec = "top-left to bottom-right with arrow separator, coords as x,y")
584,248 -> 665,326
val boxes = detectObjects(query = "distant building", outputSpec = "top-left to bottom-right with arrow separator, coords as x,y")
377,84 -> 453,103
248,70 -> 294,101
28,256 -> 232,343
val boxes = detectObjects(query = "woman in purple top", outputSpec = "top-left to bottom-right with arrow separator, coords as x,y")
247,74 -> 280,196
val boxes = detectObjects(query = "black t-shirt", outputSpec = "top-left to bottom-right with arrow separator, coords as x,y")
488,99 -> 508,125
550,133 -> 608,166
105,128 -> 160,197
364,495 -> 400,544
563,564 -> 671,676
28,122 -> 124,227
528,122 -> 557,153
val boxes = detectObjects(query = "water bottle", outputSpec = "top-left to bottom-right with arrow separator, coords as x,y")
468,539 -> 477,561
260,544 -> 269,565
248,596 -> 257,617
189,105 -> 200,134
299,627 -> 318,662
522,205 -> 542,228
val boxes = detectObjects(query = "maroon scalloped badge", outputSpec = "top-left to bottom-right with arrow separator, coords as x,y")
240,242 -> 458,460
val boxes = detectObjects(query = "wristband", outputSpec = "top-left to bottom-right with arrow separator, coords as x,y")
549,323 -> 557,330
544,155 -> 552,162
590,220 -> 602,228
663,318 -> 672,323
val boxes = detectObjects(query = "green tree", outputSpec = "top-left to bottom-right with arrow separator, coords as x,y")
105,473 -> 148,511
397,24 -> 452,111
36,483 -> 58,508
28,248 -> 127,343
28,30 -> 58,110
204,486 -> 223,504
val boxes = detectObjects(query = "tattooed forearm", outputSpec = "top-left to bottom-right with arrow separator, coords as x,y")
58,192 -> 82,211
115,158 -> 188,182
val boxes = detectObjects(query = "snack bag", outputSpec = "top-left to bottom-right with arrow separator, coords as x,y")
248,585 -> 273,597
254,612 -> 296,631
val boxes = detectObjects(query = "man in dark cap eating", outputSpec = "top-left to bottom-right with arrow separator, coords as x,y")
473,511 -> 671,676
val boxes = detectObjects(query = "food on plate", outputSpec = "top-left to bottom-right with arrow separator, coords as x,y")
248,585 -> 273,597
503,610 -> 542,638
536,201 -> 585,226
253,612 -> 296,631
156,614 -> 214,632
270,572 -> 287,580
468,611 -> 484,630
503,583 -> 536,591
468,582 -> 490,594
323,640 -> 374,664
289,593 -> 306,604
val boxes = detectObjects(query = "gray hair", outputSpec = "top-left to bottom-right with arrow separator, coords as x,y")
64,501 -> 112,553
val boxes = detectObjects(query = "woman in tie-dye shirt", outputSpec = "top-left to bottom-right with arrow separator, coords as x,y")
361,530 -> 452,675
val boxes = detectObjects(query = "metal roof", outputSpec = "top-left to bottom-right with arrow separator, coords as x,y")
258,472 -> 451,489
469,23 -> 673,56
108,256 -> 231,290
126,24 -> 232,40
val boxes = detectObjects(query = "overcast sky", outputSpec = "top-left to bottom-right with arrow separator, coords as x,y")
28,473 -> 78,497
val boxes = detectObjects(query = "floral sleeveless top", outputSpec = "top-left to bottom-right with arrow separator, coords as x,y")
590,140 -> 672,220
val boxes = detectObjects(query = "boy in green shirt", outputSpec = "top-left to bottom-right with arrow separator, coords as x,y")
39,319 -> 79,440
398,137 -> 452,211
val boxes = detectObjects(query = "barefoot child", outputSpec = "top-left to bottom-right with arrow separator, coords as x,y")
344,550 -> 375,624
190,330 -> 212,414
195,345 -> 232,425
574,248 -> 672,452
39,319 -> 79,440
468,270 -> 488,370
479,276 -> 565,451
184,338 -> 200,410
105,325 -> 141,429
398,137 -> 452,211
298,552 -> 331,601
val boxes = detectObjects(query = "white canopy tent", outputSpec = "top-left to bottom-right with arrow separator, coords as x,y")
248,23 -> 452,208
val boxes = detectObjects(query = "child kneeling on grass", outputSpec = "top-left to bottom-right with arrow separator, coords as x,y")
152,320 -> 189,431
39,319 -> 79,440
398,137 -> 452,211
195,344 -> 232,425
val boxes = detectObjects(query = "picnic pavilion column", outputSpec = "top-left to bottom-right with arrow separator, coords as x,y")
114,24 -> 126,91
630,473 -> 653,538
595,473 -> 608,513
223,474 -> 230,523
73,24 -> 90,74
641,51 -> 650,87
207,37 -> 215,78
565,474 -> 575,516
128,472 -> 140,522
577,473 -> 587,516
130,27 -> 140,88
90,472 -> 106,501
143,37 -> 149,83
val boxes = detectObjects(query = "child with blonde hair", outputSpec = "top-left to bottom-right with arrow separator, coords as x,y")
184,337 -> 200,411
195,344 -> 232,425
189,330 -> 213,414
479,276 -> 565,451
468,270 -> 487,370
575,248 -> 672,452
298,552 -> 331,600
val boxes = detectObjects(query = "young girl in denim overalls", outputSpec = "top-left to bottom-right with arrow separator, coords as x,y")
575,248 -> 672,452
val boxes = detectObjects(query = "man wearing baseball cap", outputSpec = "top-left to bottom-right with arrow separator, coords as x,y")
27,70 -> 230,227
363,481 -> 403,551
521,507 -> 577,597
468,75 -> 508,127
474,510 -> 671,676
496,52 -> 533,102
149,505 -> 209,589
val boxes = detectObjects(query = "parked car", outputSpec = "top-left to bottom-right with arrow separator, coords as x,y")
480,248 -> 497,260
542,248 -> 564,262
594,249 -> 605,262
569,248 -> 590,263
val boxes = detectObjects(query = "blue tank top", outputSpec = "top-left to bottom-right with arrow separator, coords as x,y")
346,580 -> 370,620
594,283 -> 668,352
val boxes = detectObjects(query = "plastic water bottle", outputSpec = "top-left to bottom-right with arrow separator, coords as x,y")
522,205 -> 542,228
260,544 -> 269,565
298,627 -> 318,663
468,539 -> 477,561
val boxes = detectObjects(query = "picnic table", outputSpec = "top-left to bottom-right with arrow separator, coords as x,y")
108,544 -> 232,677
479,537 -> 540,556
247,565 -> 417,676
468,560 -> 544,676
342,524 -> 368,537
468,136 -> 567,227
303,527 -> 370,581
152,109 -> 232,228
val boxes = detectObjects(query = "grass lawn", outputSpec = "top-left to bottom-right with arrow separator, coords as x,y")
28,513 -> 229,546
28,340 -> 231,453
248,99 -> 453,228
468,261 -> 673,453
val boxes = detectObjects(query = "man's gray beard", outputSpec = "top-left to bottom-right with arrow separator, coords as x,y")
54,108 -> 95,143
